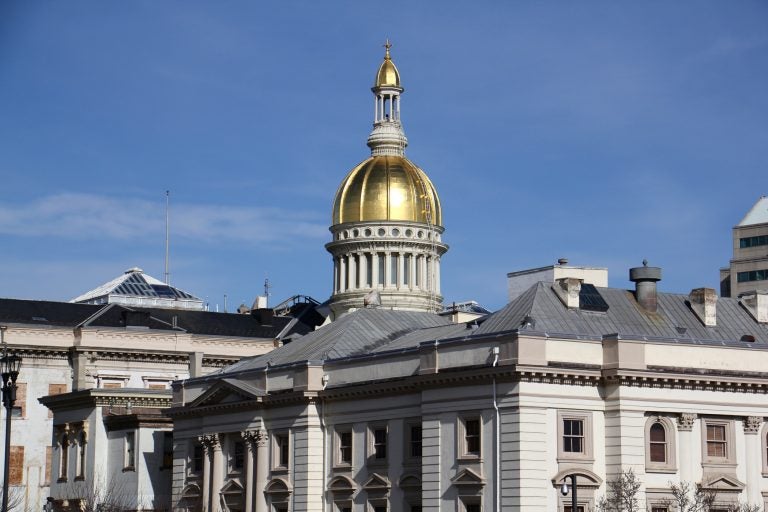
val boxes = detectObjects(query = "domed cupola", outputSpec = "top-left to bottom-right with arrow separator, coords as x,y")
325,42 -> 448,318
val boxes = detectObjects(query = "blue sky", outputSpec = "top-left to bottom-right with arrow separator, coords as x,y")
1,1 -> 766,311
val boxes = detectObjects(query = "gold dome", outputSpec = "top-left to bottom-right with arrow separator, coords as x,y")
374,44 -> 402,89
332,155 -> 442,226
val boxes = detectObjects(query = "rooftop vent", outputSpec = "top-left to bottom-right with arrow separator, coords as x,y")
629,260 -> 662,312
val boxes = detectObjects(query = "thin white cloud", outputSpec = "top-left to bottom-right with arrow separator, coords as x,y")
0,193 -> 327,244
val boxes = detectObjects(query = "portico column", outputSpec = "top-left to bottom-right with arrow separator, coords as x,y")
677,413 -> 697,483
397,252 -> 404,289
198,436 -> 212,512
435,257 -> 441,294
210,434 -> 223,512
241,431 -> 258,512
744,417 -> 762,505
254,430 -> 269,512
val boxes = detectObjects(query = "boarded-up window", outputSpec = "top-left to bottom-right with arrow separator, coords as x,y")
12,383 -> 26,418
103,382 -> 123,389
9,446 -> 23,485
45,446 -> 52,485
148,383 -> 167,390
48,384 -> 67,419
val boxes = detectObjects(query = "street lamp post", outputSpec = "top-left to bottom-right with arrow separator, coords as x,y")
0,344 -> 21,512
560,474 -> 578,511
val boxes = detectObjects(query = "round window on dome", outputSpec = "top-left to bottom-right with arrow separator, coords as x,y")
378,228 -> 386,236
364,228 -> 372,237
352,229 -> 359,237
392,228 -> 400,237
417,231 -> 424,238
405,229 -> 413,237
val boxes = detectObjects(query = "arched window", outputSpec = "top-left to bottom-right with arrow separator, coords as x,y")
645,416 -> 676,472
649,422 -> 666,463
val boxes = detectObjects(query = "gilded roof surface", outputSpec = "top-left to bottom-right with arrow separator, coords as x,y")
375,45 -> 401,88
332,155 -> 442,226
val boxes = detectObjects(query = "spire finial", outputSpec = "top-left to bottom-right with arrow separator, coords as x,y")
383,39 -> 392,59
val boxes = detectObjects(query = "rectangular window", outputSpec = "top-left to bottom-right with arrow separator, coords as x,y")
162,432 -> 173,469
274,433 -> 289,469
337,429 -> 352,466
59,434 -> 69,480
192,443 -> 204,473
48,383 -> 67,418
232,440 -> 244,471
370,501 -> 387,512
12,383 -> 26,418
737,269 -> 768,283
563,419 -> 584,453
45,446 -> 53,485
9,446 -> 23,485
125,432 -> 136,469
461,417 -> 481,457
460,498 -> 481,512
564,507 -> 585,512
409,425 -> 422,458
740,235 -> 768,248
373,427 -> 387,460
366,254 -> 373,287
390,255 -> 398,285
707,424 -> 727,458
403,255 -> 410,285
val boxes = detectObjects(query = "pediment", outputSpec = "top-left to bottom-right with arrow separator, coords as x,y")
220,480 -> 243,494
398,474 -> 421,490
181,484 -> 201,499
189,378 -> 264,408
701,474 -> 745,492
328,475 -> 356,492
362,473 -> 391,491
264,478 -> 292,495
451,468 -> 485,486
551,469 -> 603,490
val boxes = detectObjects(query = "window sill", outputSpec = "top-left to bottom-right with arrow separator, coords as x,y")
57,478 -> 67,483
646,467 -> 677,474
457,455 -> 483,464
702,461 -> 737,469
557,455 -> 594,464
74,476 -> 85,481
332,464 -> 353,472
271,466 -> 289,475
122,467 -> 135,473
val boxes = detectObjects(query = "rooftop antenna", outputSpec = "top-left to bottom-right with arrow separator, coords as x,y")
164,190 -> 170,285
264,278 -> 272,307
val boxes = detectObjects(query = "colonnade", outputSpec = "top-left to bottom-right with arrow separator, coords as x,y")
374,93 -> 400,123
332,250 -> 440,295
198,430 -> 269,512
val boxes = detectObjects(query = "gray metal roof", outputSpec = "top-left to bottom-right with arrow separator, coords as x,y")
476,282 -> 768,345
219,308 -> 452,373
216,281 -> 768,377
